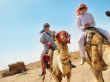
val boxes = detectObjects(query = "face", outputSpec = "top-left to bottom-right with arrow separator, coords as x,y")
44,27 -> 49,32
56,31 -> 70,44
79,7 -> 87,14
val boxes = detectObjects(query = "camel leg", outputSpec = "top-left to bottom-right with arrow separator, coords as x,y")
92,68 -> 104,82
53,75 -> 62,82
42,75 -> 45,82
66,72 -> 71,82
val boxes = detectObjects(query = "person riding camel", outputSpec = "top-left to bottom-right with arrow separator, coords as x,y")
76,3 -> 110,65
39,23 -> 57,76
39,23 -> 76,76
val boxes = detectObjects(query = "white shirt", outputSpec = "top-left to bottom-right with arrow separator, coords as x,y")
77,13 -> 96,30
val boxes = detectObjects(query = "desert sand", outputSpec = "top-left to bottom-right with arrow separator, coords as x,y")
0,47 -> 110,82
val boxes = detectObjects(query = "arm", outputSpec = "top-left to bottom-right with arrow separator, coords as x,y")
40,33 -> 47,44
40,33 -> 52,46
90,14 -> 96,27
77,17 -> 85,30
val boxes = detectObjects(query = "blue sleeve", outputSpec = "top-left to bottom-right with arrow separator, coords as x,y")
40,33 -> 45,42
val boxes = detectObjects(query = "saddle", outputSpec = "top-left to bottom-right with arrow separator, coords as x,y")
85,27 -> 97,44
85,27 -> 108,71
42,49 -> 54,69
85,27 -> 108,45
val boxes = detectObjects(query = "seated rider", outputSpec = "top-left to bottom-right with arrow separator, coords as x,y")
40,23 -> 57,76
76,3 -> 110,65
40,23 -> 76,76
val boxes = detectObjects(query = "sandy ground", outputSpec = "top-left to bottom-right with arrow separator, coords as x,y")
0,47 -> 110,82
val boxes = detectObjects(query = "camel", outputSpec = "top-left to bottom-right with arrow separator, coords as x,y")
42,31 -> 72,82
85,27 -> 110,82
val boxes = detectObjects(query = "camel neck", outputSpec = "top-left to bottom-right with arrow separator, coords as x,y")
60,45 -> 69,56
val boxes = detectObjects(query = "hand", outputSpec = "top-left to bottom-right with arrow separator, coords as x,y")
47,42 -> 52,48
84,23 -> 90,28
47,42 -> 52,45
42,41 -> 47,44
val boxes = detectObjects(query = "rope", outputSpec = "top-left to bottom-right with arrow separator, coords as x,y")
48,62 -> 57,82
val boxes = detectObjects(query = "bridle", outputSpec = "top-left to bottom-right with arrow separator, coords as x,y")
56,31 -> 71,45
56,31 -> 71,65
60,55 -> 71,65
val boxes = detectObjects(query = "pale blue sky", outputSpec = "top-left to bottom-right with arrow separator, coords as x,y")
0,0 -> 110,70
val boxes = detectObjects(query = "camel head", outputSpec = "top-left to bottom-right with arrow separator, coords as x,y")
55,30 -> 71,45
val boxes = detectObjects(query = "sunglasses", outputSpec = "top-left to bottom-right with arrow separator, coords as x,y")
44,25 -> 50,28
79,7 -> 86,10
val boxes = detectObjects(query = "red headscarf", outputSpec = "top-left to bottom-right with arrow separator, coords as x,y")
76,3 -> 88,16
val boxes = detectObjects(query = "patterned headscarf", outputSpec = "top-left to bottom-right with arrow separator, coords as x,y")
76,3 -> 88,16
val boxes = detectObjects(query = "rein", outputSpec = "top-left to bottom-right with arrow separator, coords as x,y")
60,56 -> 70,65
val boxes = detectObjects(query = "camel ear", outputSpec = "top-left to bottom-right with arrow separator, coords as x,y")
55,32 -> 59,38
52,31 -> 56,35
8,64 -> 10,67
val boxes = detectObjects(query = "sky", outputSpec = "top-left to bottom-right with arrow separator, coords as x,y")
0,0 -> 110,70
